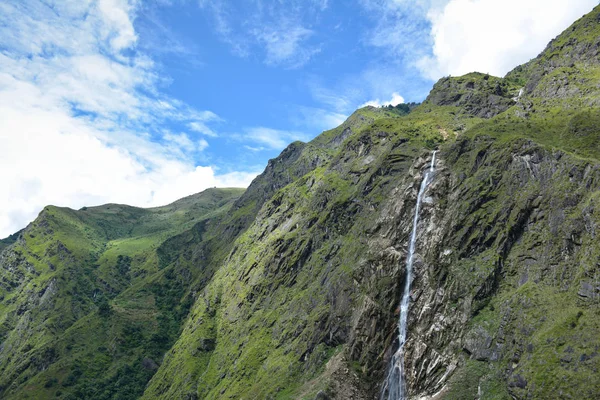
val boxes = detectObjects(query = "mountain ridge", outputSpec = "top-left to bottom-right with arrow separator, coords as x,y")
1,4 -> 600,399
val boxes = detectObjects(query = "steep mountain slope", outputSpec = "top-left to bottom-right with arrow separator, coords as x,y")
142,106 -> 448,399
0,188 -> 245,399
1,5 -> 599,400
0,230 -> 21,254
141,5 -> 600,400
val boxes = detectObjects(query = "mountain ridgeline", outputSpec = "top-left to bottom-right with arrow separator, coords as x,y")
1,5 -> 600,399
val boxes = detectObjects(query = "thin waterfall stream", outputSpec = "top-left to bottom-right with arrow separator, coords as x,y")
381,151 -> 437,400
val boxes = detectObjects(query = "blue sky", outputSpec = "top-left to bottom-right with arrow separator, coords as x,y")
132,0 -> 436,169
0,0 -> 597,237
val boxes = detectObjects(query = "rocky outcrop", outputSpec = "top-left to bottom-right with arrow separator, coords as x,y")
373,137 -> 600,399
507,5 -> 600,103
425,73 -> 519,118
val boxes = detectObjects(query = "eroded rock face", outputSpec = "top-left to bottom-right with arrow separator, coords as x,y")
364,137 -> 600,399
141,124 -> 600,400
425,73 -> 517,119
507,5 -> 600,105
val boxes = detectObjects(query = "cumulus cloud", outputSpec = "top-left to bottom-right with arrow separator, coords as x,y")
419,0 -> 598,79
360,0 -> 597,81
360,92 -> 405,108
0,0 -> 256,238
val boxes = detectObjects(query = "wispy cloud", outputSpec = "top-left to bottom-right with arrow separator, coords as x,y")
163,132 -> 209,154
253,24 -> 320,68
136,3 -> 203,66
292,106 -> 348,132
306,64 -> 426,116
188,112 -> 221,137
245,127 -> 309,150
0,0 -> 255,237
359,0 -> 435,64
198,0 -> 325,68
198,0 -> 250,57
244,145 -> 268,152
188,122 -> 218,137
309,80 -> 356,113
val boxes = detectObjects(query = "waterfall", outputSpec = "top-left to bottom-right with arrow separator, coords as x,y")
513,88 -> 524,102
381,151 -> 437,400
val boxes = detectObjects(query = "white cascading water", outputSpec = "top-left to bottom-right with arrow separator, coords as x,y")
513,88 -> 524,102
381,151 -> 437,400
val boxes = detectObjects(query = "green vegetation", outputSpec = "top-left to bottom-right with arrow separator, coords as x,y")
0,229 -> 22,253
383,102 -> 420,116
2,5 -> 600,399
0,188 -> 244,399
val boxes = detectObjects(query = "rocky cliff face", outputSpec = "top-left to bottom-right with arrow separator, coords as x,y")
385,138 -> 600,399
425,73 -> 520,119
1,5 -> 600,400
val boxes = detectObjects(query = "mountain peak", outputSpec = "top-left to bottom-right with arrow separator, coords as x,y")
424,72 -> 520,118
507,5 -> 600,99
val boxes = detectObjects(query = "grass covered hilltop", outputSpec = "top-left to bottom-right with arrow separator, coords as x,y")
1,5 -> 600,400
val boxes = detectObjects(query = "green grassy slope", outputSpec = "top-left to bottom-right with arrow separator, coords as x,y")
2,5 -> 599,400
142,106 -> 452,399
0,188 -> 244,399
142,5 -> 600,399
0,230 -> 22,254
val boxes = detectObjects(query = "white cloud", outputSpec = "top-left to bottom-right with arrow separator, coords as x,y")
97,0 -> 138,51
293,106 -> 348,132
419,0 -> 598,79
359,0 -> 597,81
163,132 -> 209,153
309,82 -> 355,113
199,0 -> 324,68
0,0 -> 255,238
307,65 -> 419,115
253,24 -> 320,68
245,127 -> 309,150
360,92 -> 405,108
188,121 -> 219,137
359,0 -> 435,62
198,0 -> 248,56
244,145 -> 268,152
197,138 -> 210,152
